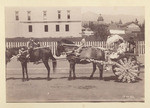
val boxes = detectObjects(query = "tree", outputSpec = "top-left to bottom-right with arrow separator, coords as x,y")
138,21 -> 145,41
82,23 -> 89,28
89,21 -> 95,31
94,24 -> 110,41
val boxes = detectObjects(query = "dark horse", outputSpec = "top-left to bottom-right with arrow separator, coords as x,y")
6,46 -> 57,81
56,39 -> 105,80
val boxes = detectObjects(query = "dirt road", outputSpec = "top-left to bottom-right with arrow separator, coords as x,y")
6,59 -> 144,102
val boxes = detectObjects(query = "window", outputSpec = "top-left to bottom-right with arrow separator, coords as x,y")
27,11 -> 31,20
15,11 -> 19,20
29,25 -> 32,32
44,25 -> 48,32
43,11 -> 47,20
56,25 -> 59,32
67,10 -> 70,19
58,10 -> 61,19
65,25 -> 69,31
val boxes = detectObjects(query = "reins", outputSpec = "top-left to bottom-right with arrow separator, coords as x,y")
61,43 -> 80,47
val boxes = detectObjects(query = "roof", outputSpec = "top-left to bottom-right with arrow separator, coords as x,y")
110,30 -> 125,34
82,29 -> 94,36
122,22 -> 141,32
121,22 -> 139,27
108,23 -> 125,30
97,14 -> 104,21
109,21 -> 141,32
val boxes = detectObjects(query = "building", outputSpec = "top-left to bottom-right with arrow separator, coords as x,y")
81,27 -> 94,36
121,21 -> 141,34
82,14 -> 106,27
108,21 -> 125,35
5,7 -> 82,38
108,19 -> 141,35
96,14 -> 105,25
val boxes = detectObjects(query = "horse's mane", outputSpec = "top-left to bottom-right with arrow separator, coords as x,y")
60,39 -> 74,44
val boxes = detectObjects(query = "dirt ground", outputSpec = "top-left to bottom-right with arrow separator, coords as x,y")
6,57 -> 144,103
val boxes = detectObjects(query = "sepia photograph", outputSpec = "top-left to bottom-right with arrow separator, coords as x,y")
5,6 -> 144,103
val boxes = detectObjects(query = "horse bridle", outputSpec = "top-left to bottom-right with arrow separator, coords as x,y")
58,43 -> 77,55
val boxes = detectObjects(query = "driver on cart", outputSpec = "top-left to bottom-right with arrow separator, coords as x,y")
75,37 -> 86,55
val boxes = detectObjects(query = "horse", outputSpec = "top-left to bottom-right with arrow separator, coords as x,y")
6,46 -> 57,81
6,47 -> 26,64
56,39 -> 105,80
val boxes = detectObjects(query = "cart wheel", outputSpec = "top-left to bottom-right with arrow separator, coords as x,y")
112,56 -> 140,83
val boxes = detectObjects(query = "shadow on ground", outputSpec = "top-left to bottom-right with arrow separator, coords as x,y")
6,75 -> 142,83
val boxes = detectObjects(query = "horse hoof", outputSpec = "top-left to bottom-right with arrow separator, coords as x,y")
99,78 -> 103,80
47,78 -> 51,81
73,77 -> 76,80
68,77 -> 72,80
89,76 -> 93,80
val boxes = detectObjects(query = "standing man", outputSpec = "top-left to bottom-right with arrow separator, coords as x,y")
17,47 -> 25,60
128,37 -> 136,53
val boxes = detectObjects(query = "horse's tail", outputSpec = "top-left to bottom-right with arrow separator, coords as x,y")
49,51 -> 57,73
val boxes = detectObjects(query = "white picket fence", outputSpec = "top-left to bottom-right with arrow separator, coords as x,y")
6,41 -> 145,56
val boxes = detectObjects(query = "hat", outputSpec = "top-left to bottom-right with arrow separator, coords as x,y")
106,35 -> 124,45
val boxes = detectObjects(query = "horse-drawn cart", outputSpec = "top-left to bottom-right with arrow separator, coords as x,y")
56,38 -> 141,83
88,52 -> 140,83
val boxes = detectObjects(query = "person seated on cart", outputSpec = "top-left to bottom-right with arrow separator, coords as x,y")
74,37 -> 86,56
106,34 -> 127,60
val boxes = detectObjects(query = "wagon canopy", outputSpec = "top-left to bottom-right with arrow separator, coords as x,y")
106,35 -> 124,45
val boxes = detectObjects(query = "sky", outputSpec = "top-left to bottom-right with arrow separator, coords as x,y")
81,7 -> 144,16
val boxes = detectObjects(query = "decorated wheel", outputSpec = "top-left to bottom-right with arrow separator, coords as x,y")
112,56 -> 140,83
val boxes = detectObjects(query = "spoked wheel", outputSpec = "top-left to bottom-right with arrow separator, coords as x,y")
112,56 -> 140,83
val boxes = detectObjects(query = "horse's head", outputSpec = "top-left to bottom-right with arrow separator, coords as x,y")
6,49 -> 12,64
56,39 -> 75,57
5,46 -> 27,64
6,48 -> 18,64
56,41 -> 64,56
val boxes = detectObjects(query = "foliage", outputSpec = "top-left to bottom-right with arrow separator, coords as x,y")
138,22 -> 145,41
89,22 -> 110,41
94,24 -> 110,41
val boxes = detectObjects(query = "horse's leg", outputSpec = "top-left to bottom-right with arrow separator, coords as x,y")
49,51 -> 57,72
24,62 -> 29,81
89,63 -> 97,79
21,62 -> 25,82
97,64 -> 104,80
68,61 -> 74,80
73,63 -> 76,80
43,60 -> 50,80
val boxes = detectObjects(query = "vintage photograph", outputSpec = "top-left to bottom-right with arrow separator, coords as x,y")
5,7 -> 144,102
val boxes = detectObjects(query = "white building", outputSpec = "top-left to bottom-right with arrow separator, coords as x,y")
5,7 -> 82,38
